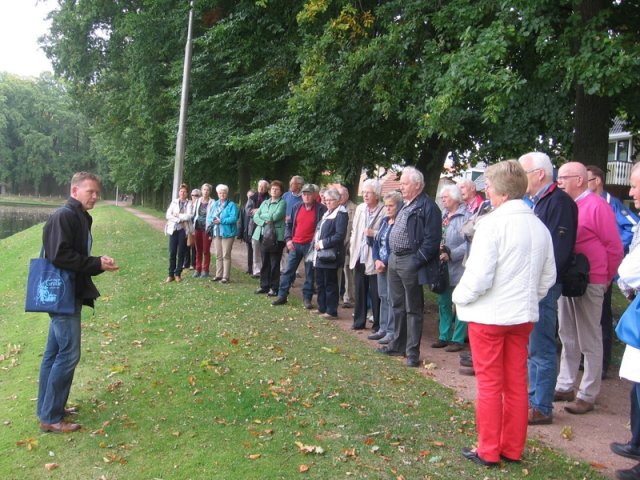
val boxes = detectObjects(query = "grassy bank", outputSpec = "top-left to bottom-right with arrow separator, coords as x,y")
0,206 -> 602,479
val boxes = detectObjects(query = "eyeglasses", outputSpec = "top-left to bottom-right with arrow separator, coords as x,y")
557,175 -> 580,182
191,194 -> 200,197
587,178 -> 596,182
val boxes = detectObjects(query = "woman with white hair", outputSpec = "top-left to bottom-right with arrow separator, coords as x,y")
207,184 -> 239,283
350,179 -> 384,331
432,184 -> 471,352
311,188 -> 348,318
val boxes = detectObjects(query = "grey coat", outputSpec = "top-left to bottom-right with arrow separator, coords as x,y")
443,204 -> 470,286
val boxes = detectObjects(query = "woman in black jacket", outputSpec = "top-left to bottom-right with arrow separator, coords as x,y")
311,188 -> 348,318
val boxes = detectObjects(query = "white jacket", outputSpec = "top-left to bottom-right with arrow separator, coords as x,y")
452,199 -> 556,326
348,202 -> 384,274
165,198 -> 194,236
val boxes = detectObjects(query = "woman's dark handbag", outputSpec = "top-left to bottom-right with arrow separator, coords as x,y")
316,248 -> 337,263
430,260 -> 449,294
616,295 -> 640,349
25,248 -> 76,314
261,223 -> 279,252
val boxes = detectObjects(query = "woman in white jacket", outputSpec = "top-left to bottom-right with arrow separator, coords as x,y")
609,161 -> 640,480
164,183 -> 193,283
453,160 -> 556,467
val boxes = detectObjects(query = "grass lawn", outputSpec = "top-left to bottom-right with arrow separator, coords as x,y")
0,205 -> 604,479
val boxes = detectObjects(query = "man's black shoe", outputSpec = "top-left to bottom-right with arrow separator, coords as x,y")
615,464 -> 640,480
303,298 -> 313,309
271,297 -> 287,306
255,288 -> 269,294
461,447 -> 499,467
376,347 -> 403,357
406,358 -> 420,368
611,442 -> 640,462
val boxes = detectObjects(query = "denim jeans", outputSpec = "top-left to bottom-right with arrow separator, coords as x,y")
278,242 -> 314,300
377,271 -> 394,336
168,228 -> 186,277
37,301 -> 83,424
528,283 -> 562,416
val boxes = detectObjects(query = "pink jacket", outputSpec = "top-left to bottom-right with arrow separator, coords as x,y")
575,192 -> 623,284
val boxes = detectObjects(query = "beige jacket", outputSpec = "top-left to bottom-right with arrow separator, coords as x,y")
348,202 -> 384,274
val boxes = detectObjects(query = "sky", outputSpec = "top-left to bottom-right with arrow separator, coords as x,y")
0,0 -> 55,77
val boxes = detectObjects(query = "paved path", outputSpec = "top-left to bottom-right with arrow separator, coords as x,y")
125,205 -> 633,478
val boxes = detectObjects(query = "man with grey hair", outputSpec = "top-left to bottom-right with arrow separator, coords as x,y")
518,152 -> 578,425
459,179 -> 484,214
281,176 -> 305,271
377,166 -> 441,367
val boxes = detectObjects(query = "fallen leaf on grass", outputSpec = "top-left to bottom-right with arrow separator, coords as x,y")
343,448 -> 357,457
188,375 -> 196,386
295,441 -> 325,455
16,438 -> 37,450
589,462 -> 606,470
248,453 -> 261,460
299,464 -> 309,473
231,338 -> 239,345
44,463 -> 58,471
561,425 -> 573,440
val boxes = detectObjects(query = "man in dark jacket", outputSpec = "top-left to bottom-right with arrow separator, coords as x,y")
37,172 -> 119,433
378,167 -> 442,367
272,184 -> 327,308
519,152 -> 578,425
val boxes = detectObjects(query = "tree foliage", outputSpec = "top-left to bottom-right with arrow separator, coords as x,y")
0,72 -> 96,195
34,0 -> 640,201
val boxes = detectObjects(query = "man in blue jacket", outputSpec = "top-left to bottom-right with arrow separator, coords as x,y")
519,153 -> 578,425
377,167 -> 441,367
37,172 -> 119,433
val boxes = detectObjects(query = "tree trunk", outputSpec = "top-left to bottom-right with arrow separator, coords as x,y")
572,85 -> 610,170
571,0 -> 610,171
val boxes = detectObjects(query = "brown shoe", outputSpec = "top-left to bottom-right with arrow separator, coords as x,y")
528,407 -> 553,425
564,398 -> 594,415
445,343 -> 464,352
40,421 -> 81,433
164,276 -> 175,283
175,275 -> 182,283
553,389 -> 575,402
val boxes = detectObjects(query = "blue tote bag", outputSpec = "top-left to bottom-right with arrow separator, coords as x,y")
616,295 -> 640,350
25,247 -> 76,315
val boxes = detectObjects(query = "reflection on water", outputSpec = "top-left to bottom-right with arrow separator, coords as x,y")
0,204 -> 59,240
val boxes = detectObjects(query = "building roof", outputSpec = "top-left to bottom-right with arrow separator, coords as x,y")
610,117 -> 628,135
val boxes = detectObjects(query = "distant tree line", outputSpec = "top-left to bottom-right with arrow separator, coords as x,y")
0,72 -> 102,196
31,0 -> 640,204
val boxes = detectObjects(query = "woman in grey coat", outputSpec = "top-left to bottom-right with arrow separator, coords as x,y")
432,184 -> 471,352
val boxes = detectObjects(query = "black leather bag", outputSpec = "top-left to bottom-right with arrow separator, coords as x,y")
261,223 -> 279,252
561,253 -> 590,297
316,248 -> 337,263
429,260 -> 449,294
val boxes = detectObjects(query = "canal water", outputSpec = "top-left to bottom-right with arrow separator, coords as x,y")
0,203 -> 58,240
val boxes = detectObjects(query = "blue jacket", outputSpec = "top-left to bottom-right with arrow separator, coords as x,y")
315,208 -> 348,269
401,192 -> 442,286
207,199 -> 239,238
533,182 -> 577,280
373,217 -> 393,265
602,191 -> 639,253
